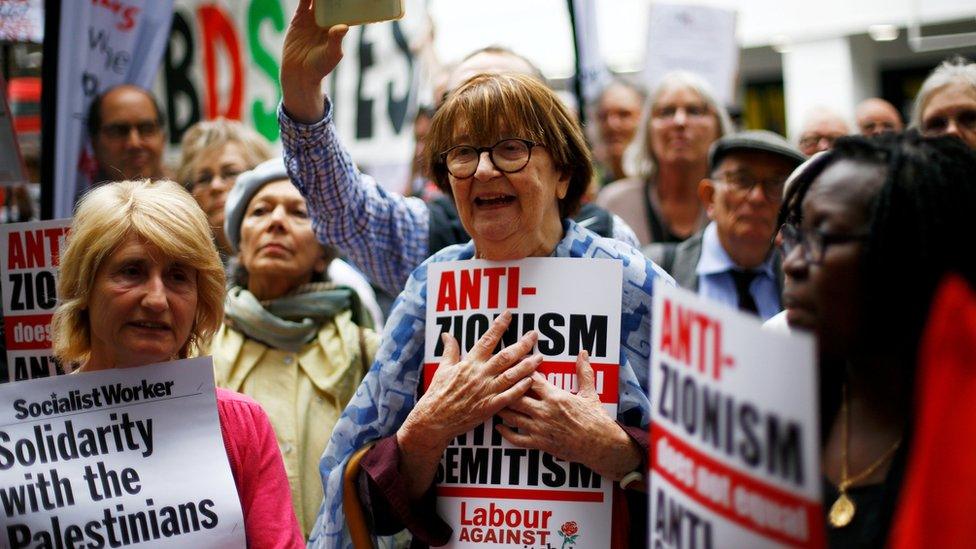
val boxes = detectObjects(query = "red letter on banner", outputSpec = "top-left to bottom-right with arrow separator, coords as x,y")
198,5 -> 243,119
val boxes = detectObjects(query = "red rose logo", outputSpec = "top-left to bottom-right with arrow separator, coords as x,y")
558,521 -> 579,548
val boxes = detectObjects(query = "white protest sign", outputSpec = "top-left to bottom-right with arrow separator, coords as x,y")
52,0 -> 174,218
0,0 -> 44,43
642,2 -> 738,106
649,284 -> 823,548
0,357 -> 245,548
424,258 -> 621,548
0,219 -> 71,383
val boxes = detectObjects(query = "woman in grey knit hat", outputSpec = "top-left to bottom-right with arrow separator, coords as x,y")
208,158 -> 379,539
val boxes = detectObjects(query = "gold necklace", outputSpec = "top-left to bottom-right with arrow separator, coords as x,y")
828,384 -> 902,528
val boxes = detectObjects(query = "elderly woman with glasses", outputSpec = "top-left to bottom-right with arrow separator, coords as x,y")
51,179 -> 303,547
597,71 -> 732,246
306,72 -> 669,548
776,132 -> 976,546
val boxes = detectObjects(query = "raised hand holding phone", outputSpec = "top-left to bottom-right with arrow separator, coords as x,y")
280,0 -> 349,124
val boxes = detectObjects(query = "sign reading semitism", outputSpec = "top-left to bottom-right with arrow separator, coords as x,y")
0,358 -> 245,548
424,258 -> 622,548
649,285 -> 823,548
0,220 -> 72,383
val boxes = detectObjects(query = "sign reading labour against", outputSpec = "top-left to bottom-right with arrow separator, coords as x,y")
0,357 -> 245,548
0,219 -> 72,384
424,258 -> 621,548
650,285 -> 823,548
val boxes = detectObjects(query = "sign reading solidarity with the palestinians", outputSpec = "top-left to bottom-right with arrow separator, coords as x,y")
650,284 -> 823,548
425,258 -> 622,548
0,219 -> 72,384
0,357 -> 245,548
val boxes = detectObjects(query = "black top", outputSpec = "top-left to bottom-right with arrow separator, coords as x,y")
823,444 -> 908,548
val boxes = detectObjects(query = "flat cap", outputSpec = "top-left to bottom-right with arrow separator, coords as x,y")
224,157 -> 289,253
709,130 -> 807,172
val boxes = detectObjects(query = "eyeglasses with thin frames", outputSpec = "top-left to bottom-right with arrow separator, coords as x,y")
440,138 -> 543,179
714,170 -> 787,202
777,223 -> 869,264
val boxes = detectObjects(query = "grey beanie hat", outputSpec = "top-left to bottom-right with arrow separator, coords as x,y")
224,157 -> 290,253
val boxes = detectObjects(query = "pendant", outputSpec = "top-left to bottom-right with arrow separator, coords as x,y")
829,493 -> 856,528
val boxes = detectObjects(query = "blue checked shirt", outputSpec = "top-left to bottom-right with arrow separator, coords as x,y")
279,98 -> 641,297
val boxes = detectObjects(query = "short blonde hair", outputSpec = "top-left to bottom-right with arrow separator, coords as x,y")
425,73 -> 592,218
52,180 -> 226,365
175,118 -> 273,187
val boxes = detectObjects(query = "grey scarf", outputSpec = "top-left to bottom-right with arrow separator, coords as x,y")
223,283 -> 372,352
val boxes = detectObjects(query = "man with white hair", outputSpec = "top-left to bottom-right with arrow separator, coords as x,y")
796,107 -> 850,156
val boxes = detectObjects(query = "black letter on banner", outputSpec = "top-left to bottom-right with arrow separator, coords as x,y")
568,314 -> 607,358
738,403 -> 761,467
766,416 -> 804,484
355,30 -> 374,139
387,21 -> 412,133
538,313 -> 565,355
164,12 -> 201,145
464,314 -> 489,353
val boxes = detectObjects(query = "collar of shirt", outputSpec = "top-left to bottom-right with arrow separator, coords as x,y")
696,222 -> 776,279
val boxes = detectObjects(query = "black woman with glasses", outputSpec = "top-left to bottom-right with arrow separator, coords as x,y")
774,132 -> 976,547
307,72 -> 666,548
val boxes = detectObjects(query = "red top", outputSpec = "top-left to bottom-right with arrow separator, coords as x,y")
216,388 -> 305,548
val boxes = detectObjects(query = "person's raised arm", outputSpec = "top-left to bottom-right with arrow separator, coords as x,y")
280,0 -> 347,124
278,0 -> 431,295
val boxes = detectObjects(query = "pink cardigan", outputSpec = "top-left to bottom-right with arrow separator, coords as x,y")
217,388 -> 304,548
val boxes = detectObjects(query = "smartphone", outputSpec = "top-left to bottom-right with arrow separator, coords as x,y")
314,0 -> 404,28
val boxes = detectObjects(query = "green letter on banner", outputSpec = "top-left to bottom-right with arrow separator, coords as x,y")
248,0 -> 284,142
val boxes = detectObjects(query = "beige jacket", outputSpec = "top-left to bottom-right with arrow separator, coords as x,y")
210,310 -> 379,538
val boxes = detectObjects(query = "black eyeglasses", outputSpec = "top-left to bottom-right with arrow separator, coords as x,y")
440,138 -> 542,178
714,170 -> 787,202
777,223 -> 869,264
100,121 -> 161,140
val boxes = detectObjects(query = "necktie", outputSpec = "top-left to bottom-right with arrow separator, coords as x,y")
730,270 -> 759,314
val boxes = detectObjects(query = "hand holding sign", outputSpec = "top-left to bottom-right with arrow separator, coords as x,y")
497,350 -> 642,482
398,311 -> 541,498
281,0 -> 349,124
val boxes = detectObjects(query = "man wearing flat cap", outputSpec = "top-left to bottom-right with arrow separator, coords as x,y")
646,130 -> 805,319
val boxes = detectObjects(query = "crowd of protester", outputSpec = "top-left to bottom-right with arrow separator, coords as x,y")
15,0 -> 976,546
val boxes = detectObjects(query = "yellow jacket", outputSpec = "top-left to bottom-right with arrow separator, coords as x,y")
210,310 -> 379,538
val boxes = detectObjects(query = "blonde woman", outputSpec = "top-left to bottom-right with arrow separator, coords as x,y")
52,179 -> 303,548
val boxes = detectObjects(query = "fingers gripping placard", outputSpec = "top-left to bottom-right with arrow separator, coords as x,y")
424,258 -> 622,548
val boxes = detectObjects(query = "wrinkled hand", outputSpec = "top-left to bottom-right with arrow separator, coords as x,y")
497,350 -> 642,481
406,311 -> 541,448
280,0 -> 348,123
397,312 -> 542,498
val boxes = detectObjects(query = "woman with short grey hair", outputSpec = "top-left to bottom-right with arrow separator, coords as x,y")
910,56 -> 976,150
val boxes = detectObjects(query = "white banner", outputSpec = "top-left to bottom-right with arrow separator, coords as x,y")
163,0 -> 428,190
424,258 -> 621,548
0,357 -> 246,548
570,0 -> 611,105
0,0 -> 44,43
52,0 -> 174,218
642,2 -> 738,106
649,284 -> 823,548
0,219 -> 71,383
